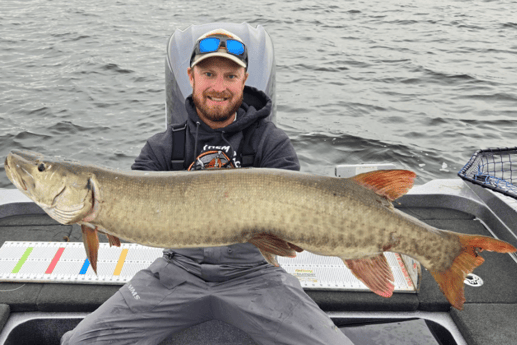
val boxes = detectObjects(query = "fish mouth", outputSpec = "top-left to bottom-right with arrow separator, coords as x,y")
4,156 -> 13,184
9,149 -> 45,164
5,150 -> 39,195
6,150 -> 84,223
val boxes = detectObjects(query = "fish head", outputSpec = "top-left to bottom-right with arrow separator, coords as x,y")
5,150 -> 94,224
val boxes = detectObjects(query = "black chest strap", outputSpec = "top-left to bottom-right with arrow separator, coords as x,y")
170,121 -> 187,170
239,121 -> 260,167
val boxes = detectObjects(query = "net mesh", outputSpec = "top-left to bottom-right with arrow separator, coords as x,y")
458,147 -> 517,199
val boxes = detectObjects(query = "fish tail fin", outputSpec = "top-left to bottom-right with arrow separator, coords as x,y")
81,224 -> 100,275
430,233 -> 516,310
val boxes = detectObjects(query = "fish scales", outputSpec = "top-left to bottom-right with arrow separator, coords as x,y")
85,166 -> 458,272
4,157 -> 466,268
5,150 -> 516,310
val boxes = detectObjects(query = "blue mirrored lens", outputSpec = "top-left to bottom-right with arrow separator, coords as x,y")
226,40 -> 245,55
199,38 -> 220,53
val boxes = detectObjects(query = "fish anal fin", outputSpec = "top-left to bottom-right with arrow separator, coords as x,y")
342,254 -> 395,298
81,224 -> 99,275
350,170 -> 416,201
430,233 -> 517,310
248,233 -> 301,258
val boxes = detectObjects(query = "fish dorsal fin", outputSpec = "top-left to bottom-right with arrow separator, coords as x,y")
342,254 -> 395,298
350,169 -> 416,201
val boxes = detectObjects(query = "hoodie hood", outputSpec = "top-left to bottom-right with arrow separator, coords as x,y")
185,85 -> 272,136
183,86 -> 273,167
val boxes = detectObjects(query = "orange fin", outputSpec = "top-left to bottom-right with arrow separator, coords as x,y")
258,248 -> 280,267
106,234 -> 121,247
342,254 -> 395,298
98,229 -> 121,247
430,233 -> 516,310
248,233 -> 302,258
351,170 -> 416,201
81,224 -> 99,275
288,242 -> 304,253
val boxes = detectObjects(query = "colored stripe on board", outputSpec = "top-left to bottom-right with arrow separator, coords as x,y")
113,249 -> 129,276
45,247 -> 65,274
12,247 -> 33,273
79,258 -> 90,274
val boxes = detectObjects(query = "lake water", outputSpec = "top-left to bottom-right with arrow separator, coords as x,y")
1,0 -> 516,188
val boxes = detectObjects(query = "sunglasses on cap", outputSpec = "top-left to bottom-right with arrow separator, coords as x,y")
190,34 -> 248,68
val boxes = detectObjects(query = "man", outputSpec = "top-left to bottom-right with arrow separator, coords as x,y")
61,28 -> 354,345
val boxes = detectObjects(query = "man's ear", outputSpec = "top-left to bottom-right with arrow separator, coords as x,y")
187,67 -> 194,88
243,71 -> 249,86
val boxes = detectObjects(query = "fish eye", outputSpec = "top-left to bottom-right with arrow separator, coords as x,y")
38,163 -> 46,172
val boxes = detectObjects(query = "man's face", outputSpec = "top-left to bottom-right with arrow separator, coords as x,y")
188,56 -> 248,128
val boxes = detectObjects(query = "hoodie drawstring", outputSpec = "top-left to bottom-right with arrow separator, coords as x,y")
220,131 -> 235,155
220,131 -> 237,168
194,121 -> 200,157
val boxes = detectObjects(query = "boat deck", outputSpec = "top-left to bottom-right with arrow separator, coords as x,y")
0,182 -> 516,344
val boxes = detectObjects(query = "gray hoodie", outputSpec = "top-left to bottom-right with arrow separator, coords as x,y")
131,86 -> 299,277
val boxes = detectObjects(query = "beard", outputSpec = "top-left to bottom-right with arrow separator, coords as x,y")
192,87 -> 243,123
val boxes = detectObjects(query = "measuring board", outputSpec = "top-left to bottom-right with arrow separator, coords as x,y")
0,241 -> 163,285
278,250 -> 419,292
0,241 -> 419,292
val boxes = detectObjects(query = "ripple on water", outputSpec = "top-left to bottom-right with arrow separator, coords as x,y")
1,0 -> 517,189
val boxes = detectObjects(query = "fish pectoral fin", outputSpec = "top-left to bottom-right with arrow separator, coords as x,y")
350,170 -> 416,201
81,224 -> 100,275
248,233 -> 302,258
342,254 -> 395,298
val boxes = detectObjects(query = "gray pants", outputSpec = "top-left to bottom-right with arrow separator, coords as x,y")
61,257 -> 354,345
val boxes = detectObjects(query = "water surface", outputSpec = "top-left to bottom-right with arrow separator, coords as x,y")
1,0 -> 516,187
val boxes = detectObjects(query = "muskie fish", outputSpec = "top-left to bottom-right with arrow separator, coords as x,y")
4,150 -> 516,310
